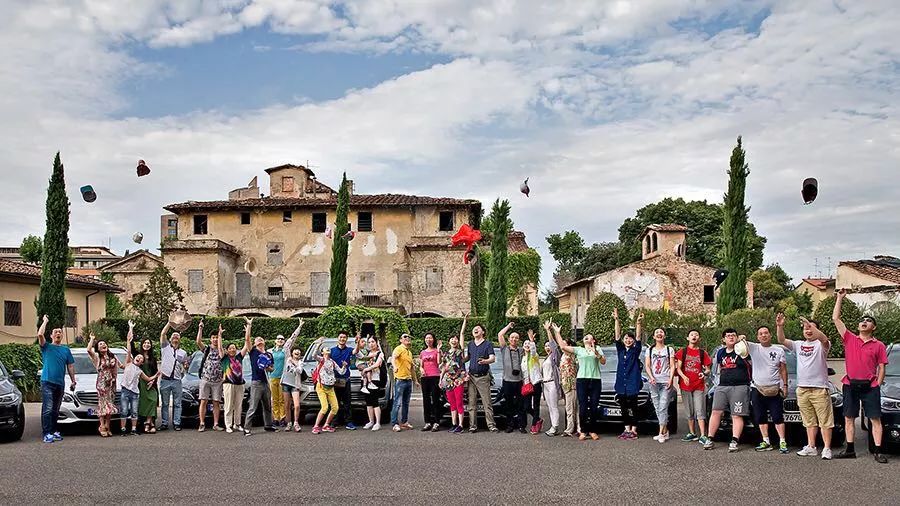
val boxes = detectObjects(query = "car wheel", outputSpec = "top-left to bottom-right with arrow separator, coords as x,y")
0,405 -> 25,443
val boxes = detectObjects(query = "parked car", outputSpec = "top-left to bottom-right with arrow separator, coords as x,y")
593,346 -> 678,434
299,338 -> 393,419
182,350 -> 256,426
706,345 -> 845,442
57,348 -> 196,428
0,358 -> 26,442
439,347 -> 505,428
863,343 -> 900,453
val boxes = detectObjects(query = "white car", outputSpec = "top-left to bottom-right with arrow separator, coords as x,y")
57,348 -> 128,425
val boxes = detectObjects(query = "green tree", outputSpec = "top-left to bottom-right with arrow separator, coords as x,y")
812,295 -> 862,357
19,235 -> 43,264
584,292 -> 629,345
718,137 -> 751,315
36,153 -> 71,330
128,266 -> 184,335
485,199 -> 511,338
469,210 -> 485,316
617,197 -> 766,271
546,230 -> 587,272
574,241 -> 631,279
328,173 -> 350,307
100,271 -> 126,319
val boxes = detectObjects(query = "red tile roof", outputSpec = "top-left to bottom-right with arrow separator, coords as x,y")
508,231 -> 529,252
638,223 -> 688,239
802,278 -> 835,290
165,194 -> 481,213
840,258 -> 900,285
0,259 -> 122,291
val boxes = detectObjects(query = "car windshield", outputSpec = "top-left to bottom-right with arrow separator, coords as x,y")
305,338 -> 361,362
784,351 -> 798,375
73,351 -> 127,374
886,346 -> 900,376
0,360 -> 7,378
188,352 -> 203,376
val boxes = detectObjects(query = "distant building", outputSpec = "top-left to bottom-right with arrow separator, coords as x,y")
0,245 -> 120,279
0,259 -> 122,344
794,278 -> 835,310
97,250 -> 165,304
836,255 -> 900,311
556,224 -> 753,330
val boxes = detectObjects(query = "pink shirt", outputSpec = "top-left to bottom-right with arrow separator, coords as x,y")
419,349 -> 441,377
842,330 -> 888,387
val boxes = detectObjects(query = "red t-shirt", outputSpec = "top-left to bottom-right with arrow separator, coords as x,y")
842,330 -> 888,387
675,347 -> 712,392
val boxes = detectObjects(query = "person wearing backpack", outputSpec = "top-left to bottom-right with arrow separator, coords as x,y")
675,330 -> 712,444
311,337 -> 348,434
195,320 -> 225,432
644,328 -> 676,443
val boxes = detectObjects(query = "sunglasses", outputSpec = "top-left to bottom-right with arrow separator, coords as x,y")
860,318 -> 875,324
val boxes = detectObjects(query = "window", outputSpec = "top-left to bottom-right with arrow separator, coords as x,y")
167,228 -> 177,239
439,211 -> 455,232
267,243 -> 283,265
188,269 -> 204,293
168,218 -> 177,227
312,212 -> 327,233
268,286 -> 283,297
357,211 -> 373,232
4,301 -> 21,327
240,212 -> 251,225
193,215 -> 208,235
65,306 -> 77,328
283,211 -> 292,223
651,232 -> 658,252
703,285 -> 715,304
282,176 -> 295,193
425,267 -> 443,293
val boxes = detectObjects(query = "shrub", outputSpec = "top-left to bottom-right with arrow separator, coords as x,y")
813,295 -> 863,358
81,322 -> 120,344
0,344 -> 42,401
869,302 -> 900,345
584,293 -> 629,345
404,312 -> 572,353
633,308 -> 717,349
316,306 -> 408,352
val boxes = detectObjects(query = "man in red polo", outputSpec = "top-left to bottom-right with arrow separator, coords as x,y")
832,289 -> 889,463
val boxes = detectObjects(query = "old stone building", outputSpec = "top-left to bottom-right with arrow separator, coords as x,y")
557,224 -> 749,330
98,250 -> 164,304
158,164 -> 535,318
794,278 -> 835,311
835,255 -> 900,311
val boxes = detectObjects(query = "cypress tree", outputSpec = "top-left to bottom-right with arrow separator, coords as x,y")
485,199 -> 511,340
718,137 -> 751,315
469,208 -> 485,316
36,153 -> 71,330
328,173 -> 350,306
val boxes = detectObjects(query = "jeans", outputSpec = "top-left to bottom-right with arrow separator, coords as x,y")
120,389 -> 140,419
40,381 -> 64,436
334,380 -> 352,424
159,378 -> 183,427
245,380 -> 273,428
648,382 -> 672,426
421,376 -> 442,425
502,380 -> 525,429
576,378 -> 602,434
525,383 -> 543,425
391,379 -> 412,425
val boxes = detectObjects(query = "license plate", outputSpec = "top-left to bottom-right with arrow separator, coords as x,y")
784,413 -> 802,423
86,408 -> 95,416
207,404 -> 213,413
604,408 -> 622,417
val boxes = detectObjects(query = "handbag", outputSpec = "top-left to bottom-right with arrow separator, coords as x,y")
334,378 -> 348,388
521,382 -> 534,396
757,384 -> 781,397
849,378 -> 873,393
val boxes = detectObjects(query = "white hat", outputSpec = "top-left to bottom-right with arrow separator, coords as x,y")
734,340 -> 749,359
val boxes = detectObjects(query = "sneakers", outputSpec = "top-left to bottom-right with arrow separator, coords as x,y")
401,423 -> 414,430
371,423 -> 381,431
728,440 -> 740,452
174,425 -> 182,431
422,423 -> 433,432
363,421 -> 375,430
243,429 -> 252,436
236,426 -> 244,432
393,424 -> 402,432
701,436 -> 714,450
505,426 -> 515,434
626,432 -> 637,440
312,425 -> 322,435
658,433 -> 670,443
518,427 -> 528,434
42,434 -> 55,443
52,432 -> 63,441
431,424 -> 440,432
157,425 -> 169,432
545,427 -> 558,437
345,422 -> 357,431
834,449 -> 856,459
469,427 -> 478,434
779,441 -> 788,454
534,419 -> 543,433
130,429 -> 139,436
681,432 -> 699,442
796,445 -> 818,457
617,431 -> 630,440
874,453 -> 889,464
451,426 -> 463,434
264,426 -> 277,432
822,448 -> 833,460
226,427 -> 234,434
322,425 -> 335,433
198,425 -> 206,433
489,427 -> 500,433
755,441 -> 773,452
360,386 -> 370,394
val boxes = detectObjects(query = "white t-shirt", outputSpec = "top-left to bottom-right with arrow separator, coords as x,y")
122,363 -> 142,393
541,357 -> 555,383
747,342 -> 786,388
792,339 -> 830,388
644,346 -> 675,383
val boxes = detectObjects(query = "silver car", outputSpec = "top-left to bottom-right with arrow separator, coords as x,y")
57,348 -> 128,424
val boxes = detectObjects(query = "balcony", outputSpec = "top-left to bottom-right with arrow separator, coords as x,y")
220,291 -> 402,310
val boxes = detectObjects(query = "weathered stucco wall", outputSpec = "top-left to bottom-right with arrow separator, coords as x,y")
102,254 -> 163,305
0,280 -> 107,343
836,265 -> 898,290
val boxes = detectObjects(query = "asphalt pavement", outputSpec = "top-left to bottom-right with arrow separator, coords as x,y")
1,402 -> 897,505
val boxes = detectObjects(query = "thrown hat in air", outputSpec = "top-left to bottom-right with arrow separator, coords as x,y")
801,178 -> 818,205
520,178 -> 530,197
132,232 -> 143,244
713,269 -> 729,288
136,159 -> 151,177
80,185 -> 97,203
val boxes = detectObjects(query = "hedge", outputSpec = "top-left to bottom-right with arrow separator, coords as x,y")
404,312 -> 572,354
584,293 -> 630,346
0,344 -> 42,401
812,295 -> 863,358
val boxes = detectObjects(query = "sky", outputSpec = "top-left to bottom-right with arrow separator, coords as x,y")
1,0 -> 899,294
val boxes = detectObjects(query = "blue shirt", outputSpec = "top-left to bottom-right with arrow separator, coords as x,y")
467,340 -> 494,376
614,340 -> 643,396
270,348 -> 285,379
40,343 -> 74,386
249,348 -> 273,383
330,345 -> 354,379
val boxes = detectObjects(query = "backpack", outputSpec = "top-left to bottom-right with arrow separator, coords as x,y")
311,362 -> 322,386
198,345 -> 211,376
677,347 -> 707,385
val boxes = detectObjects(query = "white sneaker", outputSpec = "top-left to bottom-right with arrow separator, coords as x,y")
796,445 -> 818,457
821,448 -> 833,460
363,422 -> 374,429
226,427 -> 233,434
371,423 -> 381,431
652,434 -> 662,442
360,386 -> 370,394
728,440 -> 739,452
658,433 -> 670,443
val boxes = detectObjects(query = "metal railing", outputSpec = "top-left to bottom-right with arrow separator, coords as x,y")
220,291 -> 402,309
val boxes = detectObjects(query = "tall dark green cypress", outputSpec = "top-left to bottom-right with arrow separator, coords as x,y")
718,137 -> 750,315
485,199 -> 511,340
469,208 -> 485,316
36,153 -> 71,330
328,173 -> 350,306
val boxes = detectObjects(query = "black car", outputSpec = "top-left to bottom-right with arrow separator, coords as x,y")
182,351 -> 255,426
707,345 -> 845,442
863,343 -> 900,453
439,347 -> 505,428
594,346 -> 678,434
0,358 -> 25,442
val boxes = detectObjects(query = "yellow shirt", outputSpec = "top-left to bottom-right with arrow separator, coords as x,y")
392,344 -> 413,380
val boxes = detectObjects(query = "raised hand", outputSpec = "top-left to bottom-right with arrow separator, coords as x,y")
776,312 -> 786,327
527,328 -> 535,342
837,288 -> 847,299
128,320 -> 135,329
437,340 -> 443,349
637,312 -> 644,323
43,314 -> 49,324
551,322 -> 561,334
613,307 -> 619,320
543,320 -> 552,331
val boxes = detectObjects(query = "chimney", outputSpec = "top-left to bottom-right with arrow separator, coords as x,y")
640,224 -> 688,261
346,179 -> 355,195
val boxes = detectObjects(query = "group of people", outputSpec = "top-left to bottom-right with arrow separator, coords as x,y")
35,290 -> 891,464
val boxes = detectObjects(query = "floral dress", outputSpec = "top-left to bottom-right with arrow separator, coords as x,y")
95,354 -> 119,416
440,348 -> 466,391
559,353 -> 579,394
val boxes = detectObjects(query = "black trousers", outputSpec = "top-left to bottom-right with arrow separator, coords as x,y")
334,381 -> 352,424
618,394 -> 639,427
421,376 -> 442,425
525,383 -> 543,425
502,380 -> 525,429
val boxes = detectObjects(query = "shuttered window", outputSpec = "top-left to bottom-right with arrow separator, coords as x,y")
188,269 -> 204,293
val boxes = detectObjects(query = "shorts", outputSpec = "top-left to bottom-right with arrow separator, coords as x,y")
120,388 -> 139,419
842,384 -> 882,419
199,380 -> 223,402
796,387 -> 834,429
711,385 -> 750,416
751,387 -> 784,425
681,389 -> 707,421
282,384 -> 298,393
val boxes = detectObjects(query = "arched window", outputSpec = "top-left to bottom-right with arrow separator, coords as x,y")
651,232 -> 658,252
645,236 -> 652,255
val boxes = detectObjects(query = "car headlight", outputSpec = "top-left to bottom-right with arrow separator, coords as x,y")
0,392 -> 20,406
881,397 -> 900,412
182,390 -> 196,402
831,392 -> 843,407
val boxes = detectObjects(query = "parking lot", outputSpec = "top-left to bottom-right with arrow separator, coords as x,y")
1,400 -> 898,505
